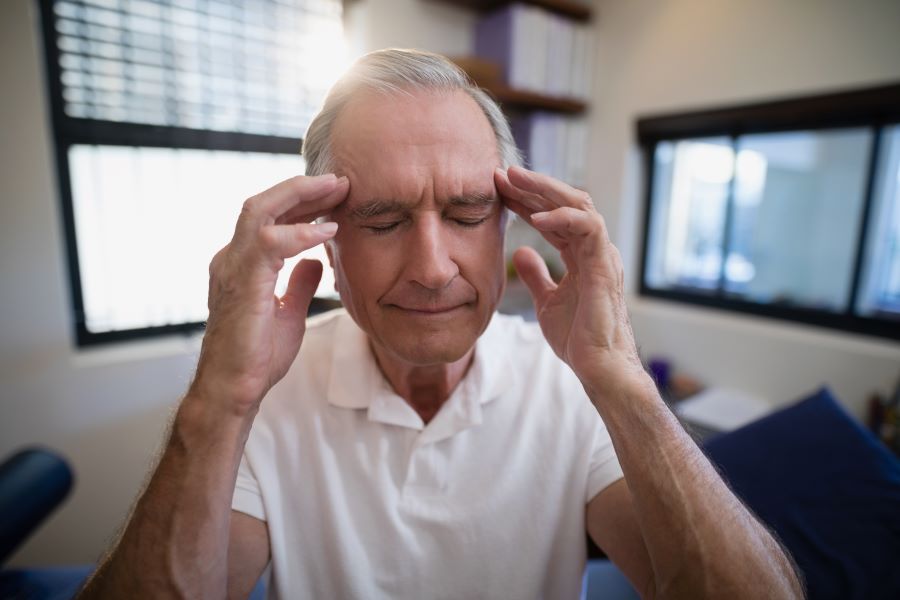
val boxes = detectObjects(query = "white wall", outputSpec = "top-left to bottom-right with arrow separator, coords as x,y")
3,0 -> 899,568
344,0 -> 475,56
587,0 -> 900,417
0,0 -> 477,568
0,1 -> 209,569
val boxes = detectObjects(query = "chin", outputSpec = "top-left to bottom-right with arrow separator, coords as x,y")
341,294 -> 500,366
380,327 -> 480,366
371,308 -> 489,366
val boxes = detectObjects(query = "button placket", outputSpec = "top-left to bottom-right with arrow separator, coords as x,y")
403,436 -> 447,494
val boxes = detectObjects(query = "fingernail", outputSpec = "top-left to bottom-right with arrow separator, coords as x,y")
336,175 -> 349,185
531,212 -> 549,222
315,222 -> 338,235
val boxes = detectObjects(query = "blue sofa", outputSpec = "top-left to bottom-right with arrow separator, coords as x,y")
5,389 -> 899,599
584,388 -> 900,599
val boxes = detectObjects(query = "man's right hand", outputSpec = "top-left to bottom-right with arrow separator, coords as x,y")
76,176 -> 348,600
190,174 -> 349,417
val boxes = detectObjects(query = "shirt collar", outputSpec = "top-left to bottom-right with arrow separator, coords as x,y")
326,311 -> 515,438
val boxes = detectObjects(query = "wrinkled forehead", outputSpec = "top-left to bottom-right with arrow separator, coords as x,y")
329,88 -> 501,209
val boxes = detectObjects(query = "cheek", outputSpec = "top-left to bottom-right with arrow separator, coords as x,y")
332,233 -> 396,300
481,215 -> 507,258
456,222 -> 506,280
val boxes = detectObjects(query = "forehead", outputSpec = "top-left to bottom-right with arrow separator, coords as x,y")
329,88 -> 501,208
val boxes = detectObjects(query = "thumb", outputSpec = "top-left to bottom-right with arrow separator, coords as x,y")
512,247 -> 556,311
281,258 -> 324,317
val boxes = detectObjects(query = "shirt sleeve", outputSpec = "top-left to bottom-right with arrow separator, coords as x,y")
584,416 -> 624,504
232,452 -> 267,521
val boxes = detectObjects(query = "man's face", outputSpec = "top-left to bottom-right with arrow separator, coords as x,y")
326,88 -> 506,366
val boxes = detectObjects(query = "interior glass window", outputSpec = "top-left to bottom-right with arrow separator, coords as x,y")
723,129 -> 872,311
645,137 -> 734,292
857,125 -> 900,320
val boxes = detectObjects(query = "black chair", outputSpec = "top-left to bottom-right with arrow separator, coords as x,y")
0,447 -> 74,565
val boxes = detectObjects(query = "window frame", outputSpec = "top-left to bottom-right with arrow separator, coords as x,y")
636,82 -> 900,341
37,0 -> 339,347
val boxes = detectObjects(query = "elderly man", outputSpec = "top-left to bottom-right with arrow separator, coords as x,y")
79,50 -> 801,599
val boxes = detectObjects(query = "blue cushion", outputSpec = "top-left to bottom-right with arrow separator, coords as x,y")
0,565 -> 91,600
583,559 -> 639,600
0,566 -> 267,599
704,387 -> 900,600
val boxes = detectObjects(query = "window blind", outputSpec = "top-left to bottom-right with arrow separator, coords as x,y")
39,0 -> 345,345
52,0 -> 342,137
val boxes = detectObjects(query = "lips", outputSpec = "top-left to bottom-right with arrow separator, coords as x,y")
391,303 -> 469,314
381,284 -> 478,315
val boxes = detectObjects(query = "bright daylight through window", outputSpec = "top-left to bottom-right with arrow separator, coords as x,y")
40,0 -> 347,344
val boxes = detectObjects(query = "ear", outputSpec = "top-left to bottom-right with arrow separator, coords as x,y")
325,239 -> 335,269
324,240 -> 340,293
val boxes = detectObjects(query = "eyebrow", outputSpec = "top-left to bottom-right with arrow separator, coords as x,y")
350,199 -> 408,219
349,193 -> 498,220
445,192 -> 498,209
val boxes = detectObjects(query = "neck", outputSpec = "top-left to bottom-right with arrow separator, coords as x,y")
369,342 -> 475,424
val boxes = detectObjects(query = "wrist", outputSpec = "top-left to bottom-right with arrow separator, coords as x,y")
582,369 -> 659,411
175,387 -> 257,448
187,364 -> 266,419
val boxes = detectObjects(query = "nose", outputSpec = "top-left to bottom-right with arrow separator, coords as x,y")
404,213 -> 459,290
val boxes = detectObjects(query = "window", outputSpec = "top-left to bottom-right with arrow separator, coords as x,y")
638,84 -> 900,340
858,125 -> 900,320
38,0 -> 346,345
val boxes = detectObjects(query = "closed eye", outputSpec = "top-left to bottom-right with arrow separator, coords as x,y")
364,221 -> 402,235
362,214 -> 489,234
452,217 -> 489,228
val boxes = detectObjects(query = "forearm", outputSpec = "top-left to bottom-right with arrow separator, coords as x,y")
78,392 -> 255,599
587,375 -> 802,599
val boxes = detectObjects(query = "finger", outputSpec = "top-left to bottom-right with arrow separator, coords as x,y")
495,167 -> 555,213
275,177 -> 350,226
258,222 -> 339,263
242,175 -> 349,227
281,258 -> 323,317
503,197 -> 567,248
513,246 -> 557,310
503,195 -> 534,222
531,206 -> 608,239
506,166 -> 594,210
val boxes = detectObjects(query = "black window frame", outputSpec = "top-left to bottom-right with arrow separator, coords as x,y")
636,82 -> 900,341
37,0 -> 339,347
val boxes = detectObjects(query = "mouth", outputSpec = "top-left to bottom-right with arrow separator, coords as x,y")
388,303 -> 471,316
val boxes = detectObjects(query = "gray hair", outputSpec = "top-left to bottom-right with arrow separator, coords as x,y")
302,48 -> 522,176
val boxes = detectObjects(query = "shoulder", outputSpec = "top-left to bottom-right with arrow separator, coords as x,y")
483,312 -> 546,353
485,312 -> 567,373
254,308 -> 347,423
300,307 -> 346,348
483,313 -> 586,404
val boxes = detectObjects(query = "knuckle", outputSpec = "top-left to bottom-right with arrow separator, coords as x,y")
608,243 -> 623,264
241,195 -> 262,219
258,226 -> 281,252
209,245 -> 228,275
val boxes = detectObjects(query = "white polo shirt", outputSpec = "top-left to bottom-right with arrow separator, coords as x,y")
232,309 -> 623,599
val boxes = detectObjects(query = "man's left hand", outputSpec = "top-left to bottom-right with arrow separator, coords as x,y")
495,166 -> 648,396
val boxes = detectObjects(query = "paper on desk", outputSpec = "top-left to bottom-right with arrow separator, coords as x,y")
675,387 -> 773,431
